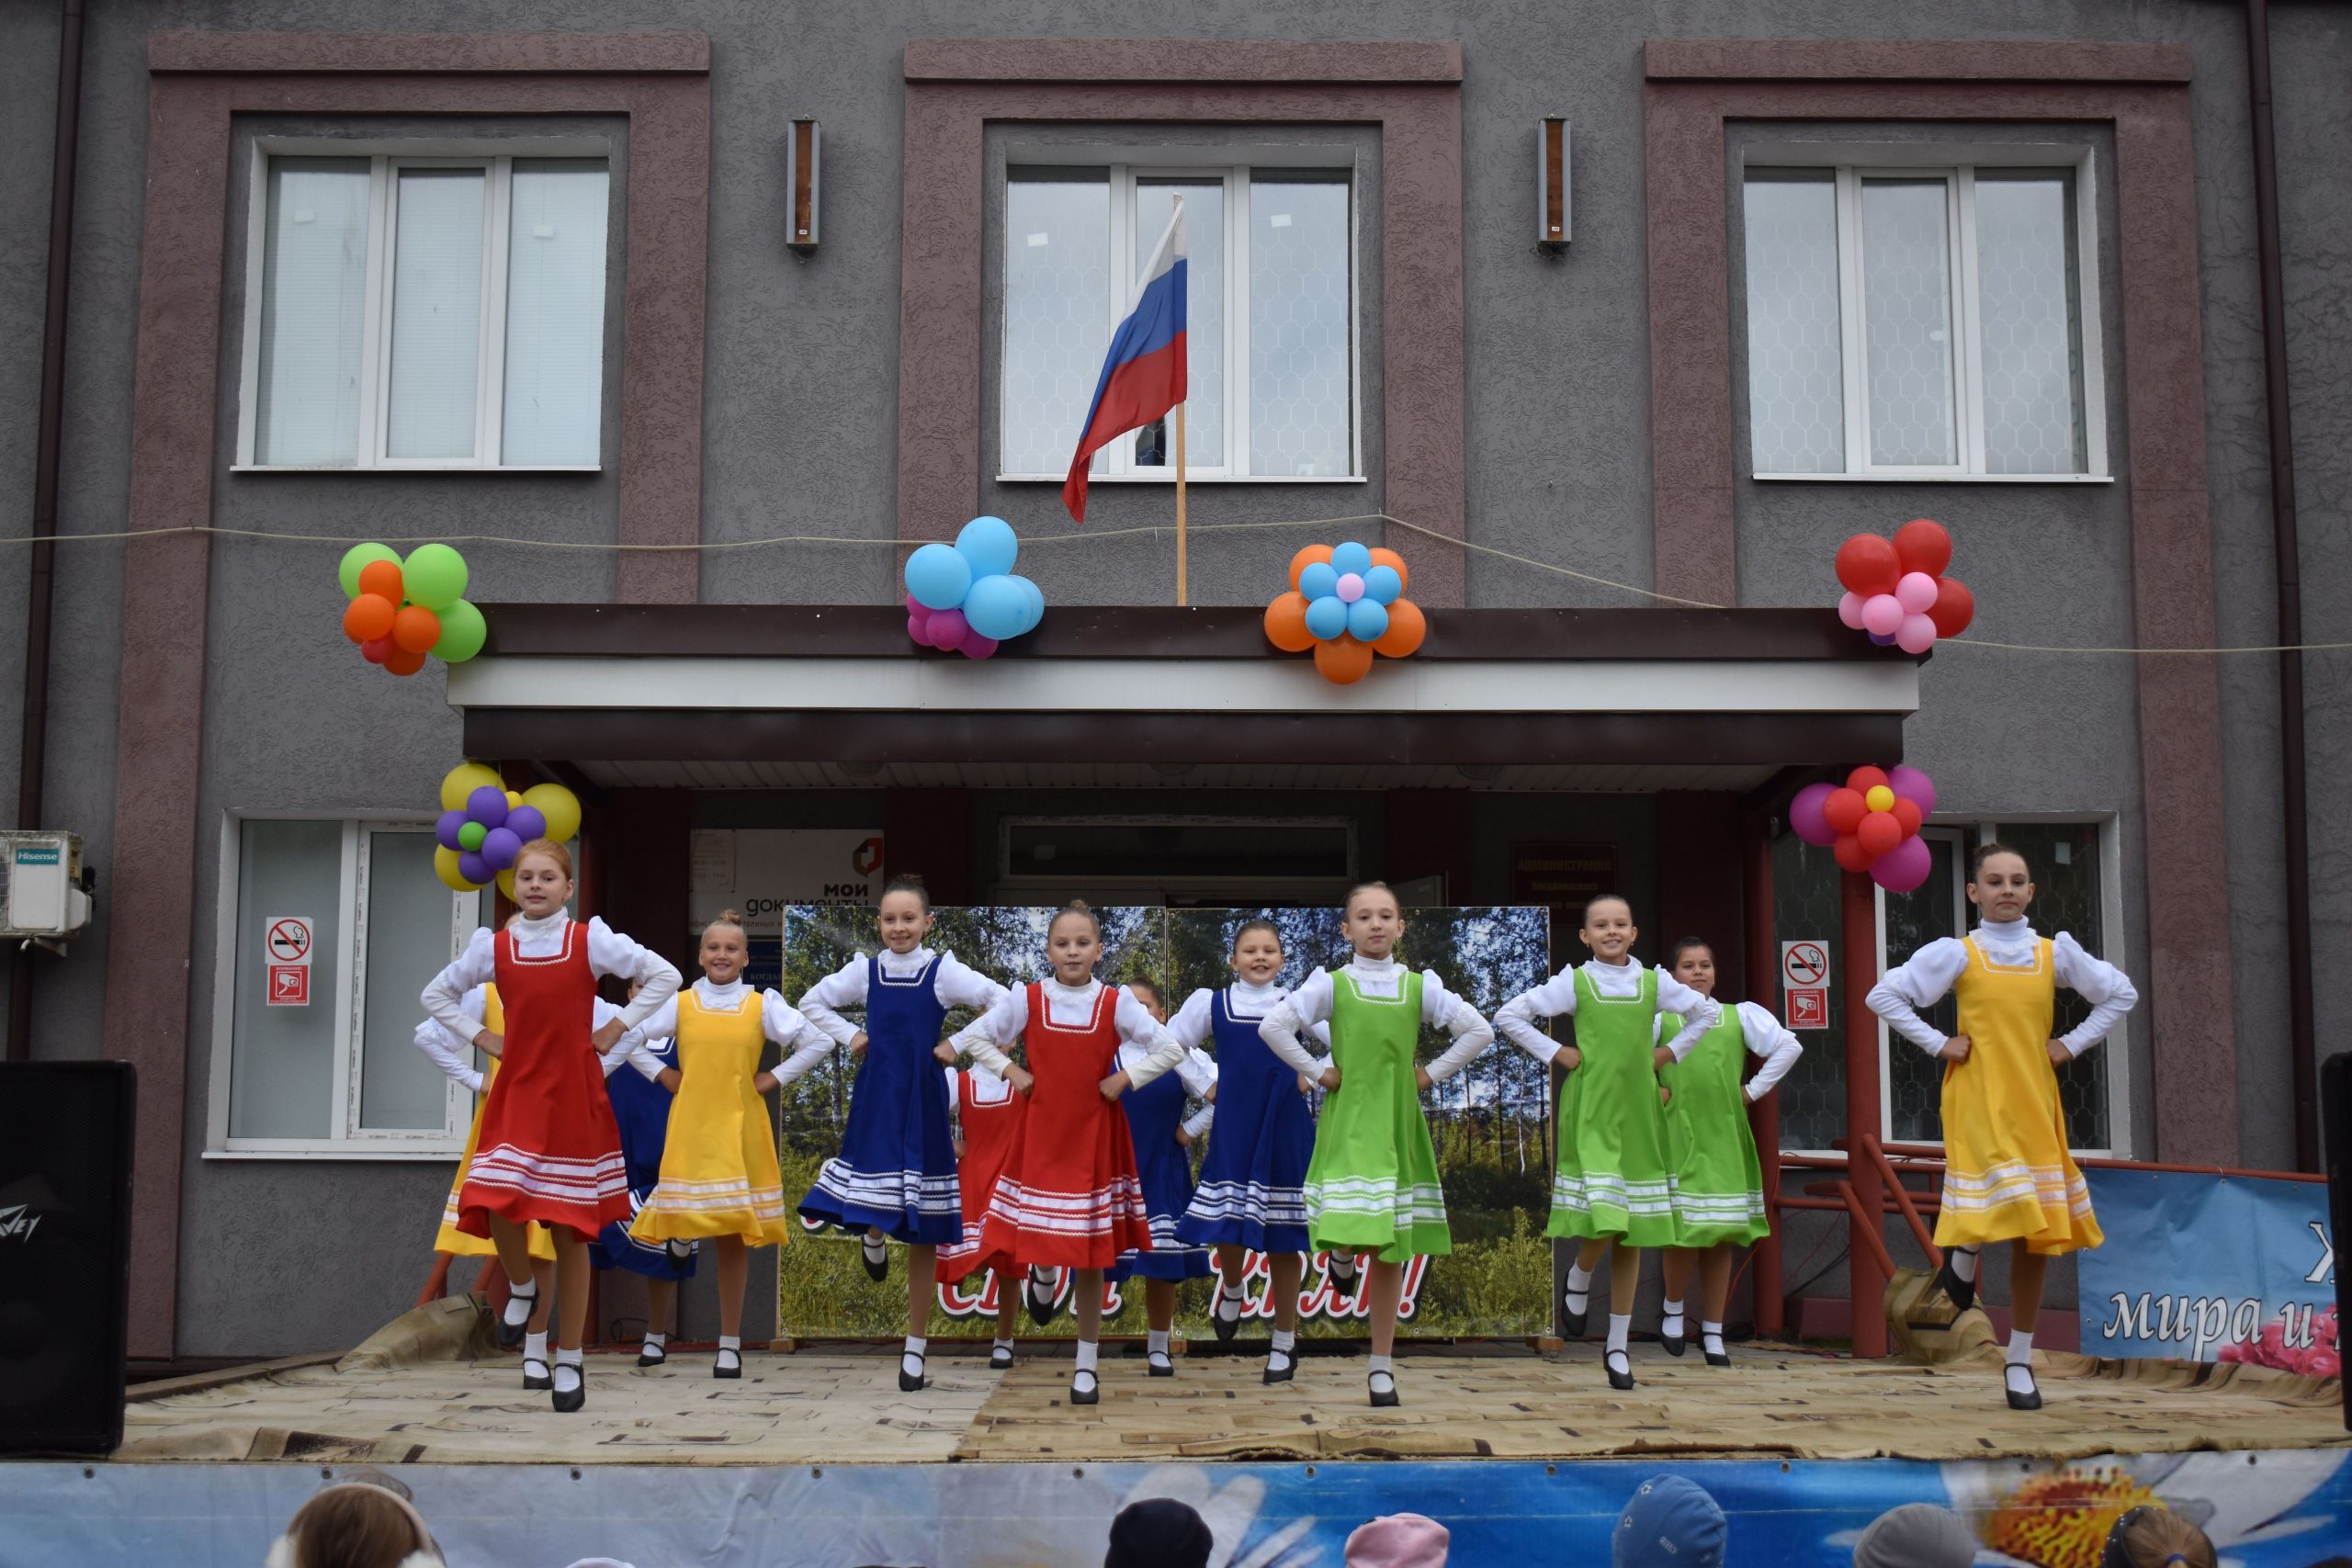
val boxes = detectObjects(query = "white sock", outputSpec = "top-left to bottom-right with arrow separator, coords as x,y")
1660,1298 -> 1685,1340
502,1279 -> 537,1328
1074,1339 -> 1099,1383
640,1331 -> 666,1357
863,1232 -> 888,1258
718,1334 -> 742,1368
1329,1250 -> 1358,1278
1029,1265 -> 1056,1285
1269,1328 -> 1296,1371
1148,1328 -> 1170,1357
992,1336 -> 1015,1354
553,1348 -> 582,1394
902,1335 -> 926,1379
1367,1352 -> 1395,1391
1607,1313 -> 1633,1356
523,1330 -> 548,1365
1271,1328 -> 1297,1353
1565,1260 -> 1594,1313
1216,1285 -> 1242,1323
1702,1319 -> 1726,1356
2006,1329 -> 2035,1393
1951,1245 -> 1980,1283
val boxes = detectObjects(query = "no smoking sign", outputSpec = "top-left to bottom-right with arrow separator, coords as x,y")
265,914 -> 313,1008
1781,941 -> 1830,1031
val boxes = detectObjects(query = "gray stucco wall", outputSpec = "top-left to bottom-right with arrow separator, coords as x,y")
0,0 -> 2343,1356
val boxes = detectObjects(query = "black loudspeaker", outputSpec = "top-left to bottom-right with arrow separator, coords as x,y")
2325,1053 -> 2352,1434
0,1061 -> 135,1454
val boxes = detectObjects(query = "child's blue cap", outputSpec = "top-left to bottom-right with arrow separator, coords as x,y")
1612,1475 -> 1727,1568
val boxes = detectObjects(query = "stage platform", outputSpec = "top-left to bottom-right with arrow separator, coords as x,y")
6,1301 -> 2347,1567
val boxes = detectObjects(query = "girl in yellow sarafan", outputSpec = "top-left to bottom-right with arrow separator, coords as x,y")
619,909 -> 833,1379
1869,842 -> 2138,1412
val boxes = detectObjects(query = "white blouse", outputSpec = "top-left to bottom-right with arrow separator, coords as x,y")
947,978 -> 1187,1089
1867,918 -> 2139,1058
1117,1039 -> 1220,1140
421,912 -> 680,1050
1167,982 -> 1333,1057
1257,955 -> 1496,1084
1649,999 -> 1804,1101
1495,957 -> 1721,1066
617,976 -> 834,1086
413,990 -> 649,1088
795,948 -> 1008,1046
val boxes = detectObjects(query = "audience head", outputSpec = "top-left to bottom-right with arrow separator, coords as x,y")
1345,1512 -> 1451,1567
1613,1475 -> 1726,1568
265,1482 -> 443,1568
1853,1504 -> 1976,1568
2101,1506 -> 2216,1568
1104,1497 -> 1214,1568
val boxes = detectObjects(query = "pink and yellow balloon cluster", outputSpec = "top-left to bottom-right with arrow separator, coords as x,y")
1790,764 -> 1939,892
1833,519 -> 1974,654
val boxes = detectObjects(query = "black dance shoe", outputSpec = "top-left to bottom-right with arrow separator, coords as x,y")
860,1234 -> 890,1283
1605,1349 -> 1635,1392
1069,1369 -> 1100,1406
898,1351 -> 926,1393
2006,1368 -> 2042,1411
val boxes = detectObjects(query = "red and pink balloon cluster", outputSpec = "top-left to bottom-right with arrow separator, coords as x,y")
1833,519 -> 1974,655
1791,764 -> 1939,893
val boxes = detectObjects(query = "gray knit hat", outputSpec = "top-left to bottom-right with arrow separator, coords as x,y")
1854,1504 -> 1977,1568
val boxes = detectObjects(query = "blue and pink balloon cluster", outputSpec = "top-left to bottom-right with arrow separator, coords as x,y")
903,516 -> 1045,660
1296,541 -> 1404,644
437,786 -> 548,889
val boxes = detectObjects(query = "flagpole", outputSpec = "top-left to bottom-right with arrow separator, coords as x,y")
1174,400 -> 1188,606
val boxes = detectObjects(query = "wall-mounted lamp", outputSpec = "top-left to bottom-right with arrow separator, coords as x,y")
1536,117 -> 1570,248
785,118 -> 820,254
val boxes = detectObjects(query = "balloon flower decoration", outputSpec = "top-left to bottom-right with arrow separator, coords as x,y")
903,516 -> 1045,660
337,542 -> 487,677
1833,519 -> 1975,655
432,761 -> 584,897
1790,764 -> 1939,893
1263,541 -> 1426,685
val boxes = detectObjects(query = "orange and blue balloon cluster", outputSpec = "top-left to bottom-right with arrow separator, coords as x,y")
1263,541 -> 1426,684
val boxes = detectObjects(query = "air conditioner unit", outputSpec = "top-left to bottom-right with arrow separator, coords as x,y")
2,831 -> 95,942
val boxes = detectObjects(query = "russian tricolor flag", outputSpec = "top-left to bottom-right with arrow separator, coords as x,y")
1062,198 -> 1187,524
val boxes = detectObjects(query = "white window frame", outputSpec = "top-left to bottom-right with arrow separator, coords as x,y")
996,157 -> 1366,485
1870,814 -> 2131,1158
1740,141 -> 2110,484
233,136 -> 610,473
204,810 -> 484,1160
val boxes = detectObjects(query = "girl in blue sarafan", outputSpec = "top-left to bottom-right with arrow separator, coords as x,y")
1103,978 -> 1218,1379
796,875 -> 1007,1393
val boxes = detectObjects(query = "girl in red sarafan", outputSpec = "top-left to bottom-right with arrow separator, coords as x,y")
422,839 -> 681,1413
944,901 -> 1185,1406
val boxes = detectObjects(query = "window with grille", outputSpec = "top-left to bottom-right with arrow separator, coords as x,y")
1000,164 -> 1361,482
237,148 -> 612,470
1740,162 -> 2107,479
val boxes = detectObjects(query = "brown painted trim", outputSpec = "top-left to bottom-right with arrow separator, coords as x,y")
477,602 -> 1911,663
151,30 -> 710,73
898,65 -> 1467,604
469,707 -> 1905,771
104,41 -> 712,1359
1644,39 -> 2191,84
904,38 -> 1462,84
1640,47 -> 2235,1163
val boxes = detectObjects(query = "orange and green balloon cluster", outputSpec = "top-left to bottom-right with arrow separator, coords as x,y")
336,542 -> 486,677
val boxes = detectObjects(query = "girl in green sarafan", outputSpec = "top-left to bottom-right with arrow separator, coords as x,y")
1257,882 -> 1496,1409
1496,894 -> 1718,1392
1655,936 -> 1802,1370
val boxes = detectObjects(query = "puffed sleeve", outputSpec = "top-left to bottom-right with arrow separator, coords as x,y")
1867,937 -> 1970,1056
584,918 -> 682,1027
1166,988 -> 1217,1052
1258,969 -> 1335,1077
612,997 -> 683,1077
948,986 -> 1030,1077
422,929 -> 499,1043
1114,988 -> 1187,1089
1422,971 -> 1497,1084
1735,1000 -> 1804,1099
764,990 -> 836,1085
1651,972 -> 1724,1062
934,952 -> 1011,1013
413,985 -> 484,1093
2052,932 -> 2139,1057
1495,965 -> 1578,1065
793,954 -> 870,1047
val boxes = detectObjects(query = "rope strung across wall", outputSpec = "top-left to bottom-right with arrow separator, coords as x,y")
6,512 -> 2348,658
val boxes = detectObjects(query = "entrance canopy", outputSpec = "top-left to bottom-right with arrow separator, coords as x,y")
452,605 -> 1917,793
